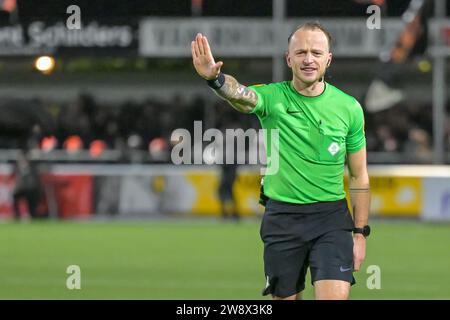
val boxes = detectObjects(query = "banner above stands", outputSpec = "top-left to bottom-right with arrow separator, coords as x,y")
0,21 -> 137,56
139,18 -> 450,58
1,18 -> 448,57
139,18 -> 405,58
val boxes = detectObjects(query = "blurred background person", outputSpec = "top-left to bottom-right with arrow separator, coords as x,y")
11,150 -> 43,221
218,132 -> 240,221
218,162 -> 239,221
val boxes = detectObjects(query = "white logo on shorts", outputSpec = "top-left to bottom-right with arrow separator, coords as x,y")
328,142 -> 340,156
340,266 -> 352,272
265,276 -> 270,289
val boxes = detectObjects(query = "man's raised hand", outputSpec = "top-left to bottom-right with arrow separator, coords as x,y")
191,33 -> 257,113
191,33 -> 223,80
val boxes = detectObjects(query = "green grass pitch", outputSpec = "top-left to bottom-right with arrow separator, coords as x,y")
0,219 -> 449,299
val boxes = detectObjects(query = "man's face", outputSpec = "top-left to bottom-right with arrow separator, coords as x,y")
286,29 -> 332,86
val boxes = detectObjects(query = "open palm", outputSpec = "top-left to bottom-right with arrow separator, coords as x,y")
191,33 -> 223,80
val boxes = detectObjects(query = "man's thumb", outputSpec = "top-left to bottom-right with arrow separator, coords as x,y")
215,61 -> 224,70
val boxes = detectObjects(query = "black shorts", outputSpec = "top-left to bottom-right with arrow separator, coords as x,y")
260,198 -> 356,298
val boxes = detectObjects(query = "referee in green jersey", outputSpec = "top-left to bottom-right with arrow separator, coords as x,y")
191,22 -> 371,300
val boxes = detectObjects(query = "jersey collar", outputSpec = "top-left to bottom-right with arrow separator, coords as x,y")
289,80 -> 328,99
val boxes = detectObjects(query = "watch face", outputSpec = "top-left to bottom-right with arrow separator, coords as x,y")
363,225 -> 371,237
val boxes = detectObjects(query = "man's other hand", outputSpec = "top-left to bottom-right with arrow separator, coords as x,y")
353,233 -> 366,272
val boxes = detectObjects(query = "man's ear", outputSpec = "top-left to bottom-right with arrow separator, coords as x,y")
326,53 -> 332,68
285,52 -> 291,68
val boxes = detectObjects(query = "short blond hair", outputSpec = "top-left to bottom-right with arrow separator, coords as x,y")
288,21 -> 332,52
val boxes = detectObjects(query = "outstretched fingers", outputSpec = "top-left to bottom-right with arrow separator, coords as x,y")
202,36 -> 214,61
196,33 -> 205,55
191,41 -> 199,59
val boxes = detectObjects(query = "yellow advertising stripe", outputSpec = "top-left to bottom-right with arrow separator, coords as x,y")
345,176 -> 422,217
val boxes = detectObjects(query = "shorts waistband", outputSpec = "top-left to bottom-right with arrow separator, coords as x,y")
266,198 -> 348,214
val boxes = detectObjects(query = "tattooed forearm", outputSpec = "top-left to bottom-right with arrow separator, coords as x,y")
212,74 -> 258,113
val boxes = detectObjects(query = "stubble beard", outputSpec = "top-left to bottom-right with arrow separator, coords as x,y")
293,68 -> 326,87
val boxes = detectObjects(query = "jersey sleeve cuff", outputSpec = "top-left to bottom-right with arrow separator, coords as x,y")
249,89 -> 263,115
346,141 -> 366,154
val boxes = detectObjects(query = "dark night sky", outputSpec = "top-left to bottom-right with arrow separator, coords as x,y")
13,0 -> 419,22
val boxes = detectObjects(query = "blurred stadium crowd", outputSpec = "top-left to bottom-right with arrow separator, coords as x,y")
1,94 -> 447,164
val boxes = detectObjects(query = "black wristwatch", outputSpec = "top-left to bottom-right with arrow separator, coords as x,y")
353,225 -> 371,238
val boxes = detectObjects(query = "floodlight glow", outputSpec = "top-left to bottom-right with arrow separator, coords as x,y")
35,56 -> 55,74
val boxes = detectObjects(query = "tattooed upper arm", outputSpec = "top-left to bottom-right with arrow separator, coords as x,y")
212,74 -> 258,113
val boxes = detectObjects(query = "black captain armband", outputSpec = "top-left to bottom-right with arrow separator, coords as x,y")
206,73 -> 225,90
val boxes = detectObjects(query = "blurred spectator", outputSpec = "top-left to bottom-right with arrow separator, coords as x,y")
64,135 -> 83,153
446,117 -> 450,152
11,150 -> 44,221
216,116 -> 242,221
219,162 -> 239,221
127,133 -> 145,163
41,135 -> 58,152
375,125 -> 399,152
27,124 -> 43,152
404,128 -> 432,163
149,137 -> 169,163
90,140 -> 107,158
